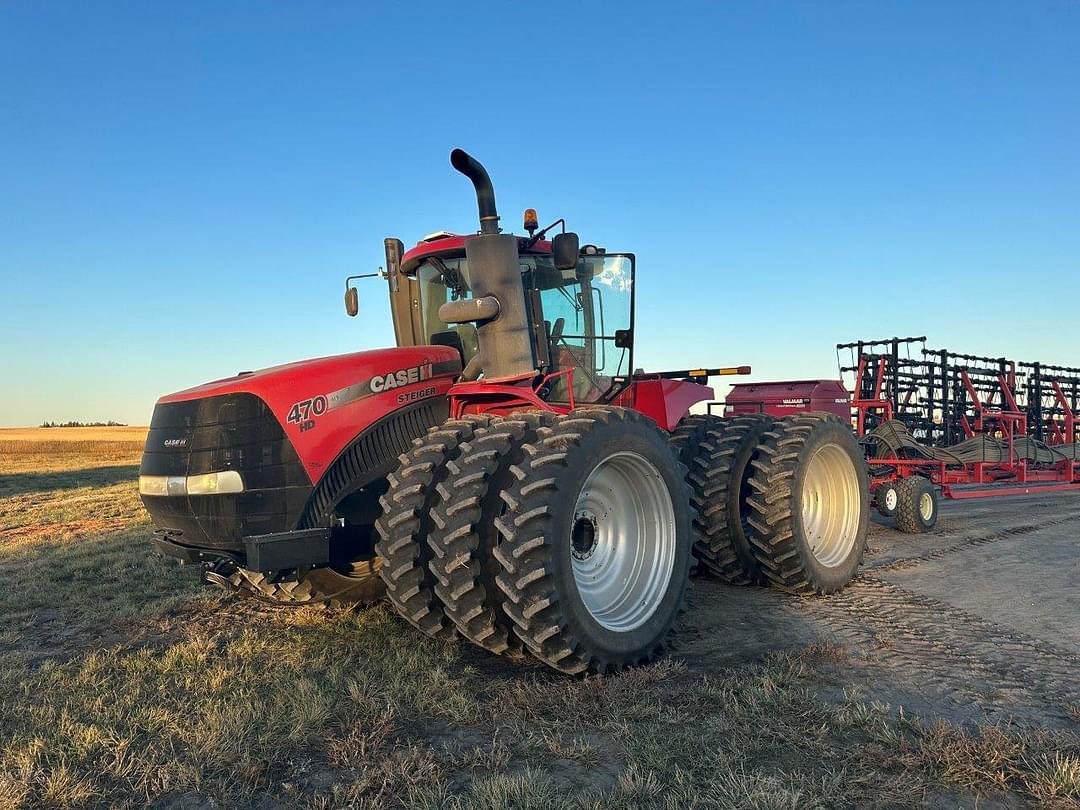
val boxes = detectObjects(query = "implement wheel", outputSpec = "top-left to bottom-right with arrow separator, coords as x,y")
893,476 -> 938,534
374,416 -> 492,639
874,481 -> 900,517
670,413 -> 773,584
746,413 -> 869,594
427,412 -> 556,657
494,407 -> 693,675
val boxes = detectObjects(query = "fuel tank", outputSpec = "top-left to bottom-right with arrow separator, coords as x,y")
139,346 -> 461,550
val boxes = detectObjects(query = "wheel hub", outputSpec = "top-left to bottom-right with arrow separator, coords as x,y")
568,451 -> 677,633
801,442 -> 861,568
919,491 -> 934,521
571,514 -> 599,561
884,487 -> 898,512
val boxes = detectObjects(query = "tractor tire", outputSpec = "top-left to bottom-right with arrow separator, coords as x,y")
427,412 -> 557,657
374,416 -> 492,639
874,481 -> 900,517
893,476 -> 939,534
670,413 -> 773,584
222,561 -> 384,607
494,407 -> 693,675
745,413 -> 869,595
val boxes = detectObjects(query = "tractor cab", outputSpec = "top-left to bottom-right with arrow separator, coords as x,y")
378,236 -> 635,405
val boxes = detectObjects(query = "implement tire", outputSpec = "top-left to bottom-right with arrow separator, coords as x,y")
874,481 -> 900,517
428,412 -> 557,657
893,476 -> 938,534
374,416 -> 492,639
746,413 -> 869,595
494,407 -> 693,675
670,413 -> 773,584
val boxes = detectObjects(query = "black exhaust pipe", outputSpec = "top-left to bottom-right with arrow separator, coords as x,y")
445,149 -> 537,380
450,148 -> 499,234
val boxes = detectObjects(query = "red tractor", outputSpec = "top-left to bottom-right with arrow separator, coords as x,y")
140,150 -> 870,674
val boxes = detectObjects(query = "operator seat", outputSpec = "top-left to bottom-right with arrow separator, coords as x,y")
547,317 -> 603,403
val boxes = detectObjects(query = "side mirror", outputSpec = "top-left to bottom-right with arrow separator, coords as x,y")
344,287 -> 359,317
552,231 -> 580,271
614,329 -> 632,349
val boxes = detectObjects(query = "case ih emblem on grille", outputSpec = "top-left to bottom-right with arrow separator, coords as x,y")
163,438 -> 188,448
369,363 -> 433,393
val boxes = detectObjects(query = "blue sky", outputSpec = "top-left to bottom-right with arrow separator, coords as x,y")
1,1 -> 1077,426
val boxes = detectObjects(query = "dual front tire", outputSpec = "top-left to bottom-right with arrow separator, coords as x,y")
375,408 -> 694,675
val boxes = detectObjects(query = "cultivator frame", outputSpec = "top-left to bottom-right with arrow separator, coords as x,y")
838,336 -> 1080,504
1023,361 -> 1080,446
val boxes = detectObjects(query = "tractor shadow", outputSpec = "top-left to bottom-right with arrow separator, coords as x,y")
0,465 -> 139,498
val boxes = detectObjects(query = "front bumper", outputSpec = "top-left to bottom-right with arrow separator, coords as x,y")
153,526 -> 332,573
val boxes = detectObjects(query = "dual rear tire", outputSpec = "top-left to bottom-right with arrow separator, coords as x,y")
745,414 -> 870,594
676,412 -> 870,596
670,414 -> 774,584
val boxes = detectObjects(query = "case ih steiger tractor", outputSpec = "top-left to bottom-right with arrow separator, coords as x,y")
140,150 -> 870,674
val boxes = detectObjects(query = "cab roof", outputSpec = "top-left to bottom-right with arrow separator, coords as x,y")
400,233 -> 553,275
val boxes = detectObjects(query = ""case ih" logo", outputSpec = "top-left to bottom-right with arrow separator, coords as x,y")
369,363 -> 434,394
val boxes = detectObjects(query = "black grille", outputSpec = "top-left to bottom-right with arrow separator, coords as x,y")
140,392 -> 311,549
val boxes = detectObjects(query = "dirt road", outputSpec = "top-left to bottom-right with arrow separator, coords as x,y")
683,493 -> 1080,729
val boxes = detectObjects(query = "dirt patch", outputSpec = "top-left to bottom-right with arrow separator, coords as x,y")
1,517 -> 131,540
678,493 -> 1080,732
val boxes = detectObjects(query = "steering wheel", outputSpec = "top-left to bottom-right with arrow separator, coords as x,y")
550,317 -> 566,345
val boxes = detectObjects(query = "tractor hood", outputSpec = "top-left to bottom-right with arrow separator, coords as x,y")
149,345 -> 462,484
158,346 -> 460,405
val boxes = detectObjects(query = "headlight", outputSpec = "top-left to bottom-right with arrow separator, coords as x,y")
138,476 -> 171,496
139,471 -> 244,496
186,471 -> 244,495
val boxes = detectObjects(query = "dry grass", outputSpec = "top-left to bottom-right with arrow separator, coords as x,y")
0,438 -> 1077,809
0,426 -> 148,443
0,426 -> 147,481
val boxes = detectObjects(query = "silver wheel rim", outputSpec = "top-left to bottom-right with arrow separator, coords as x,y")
884,487 -> 898,512
919,491 -> 934,522
801,443 -> 861,567
569,451 -> 677,632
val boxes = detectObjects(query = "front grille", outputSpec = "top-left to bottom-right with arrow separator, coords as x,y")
140,393 -> 311,549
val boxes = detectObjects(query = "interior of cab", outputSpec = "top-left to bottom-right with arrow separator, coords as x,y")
411,251 -> 632,404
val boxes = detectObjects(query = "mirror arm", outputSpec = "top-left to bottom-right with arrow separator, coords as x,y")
344,272 -> 381,291
523,218 -> 565,250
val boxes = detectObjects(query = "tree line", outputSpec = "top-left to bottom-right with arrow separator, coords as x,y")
40,420 -> 128,428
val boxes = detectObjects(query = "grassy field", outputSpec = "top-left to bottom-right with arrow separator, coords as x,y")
0,428 -> 1077,809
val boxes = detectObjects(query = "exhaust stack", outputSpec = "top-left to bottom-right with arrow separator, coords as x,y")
445,149 -> 536,381
450,148 -> 500,235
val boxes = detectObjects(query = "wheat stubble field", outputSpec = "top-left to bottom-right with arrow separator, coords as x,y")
0,428 -> 1078,809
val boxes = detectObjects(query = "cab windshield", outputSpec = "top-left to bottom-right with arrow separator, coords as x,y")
414,252 -> 634,403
